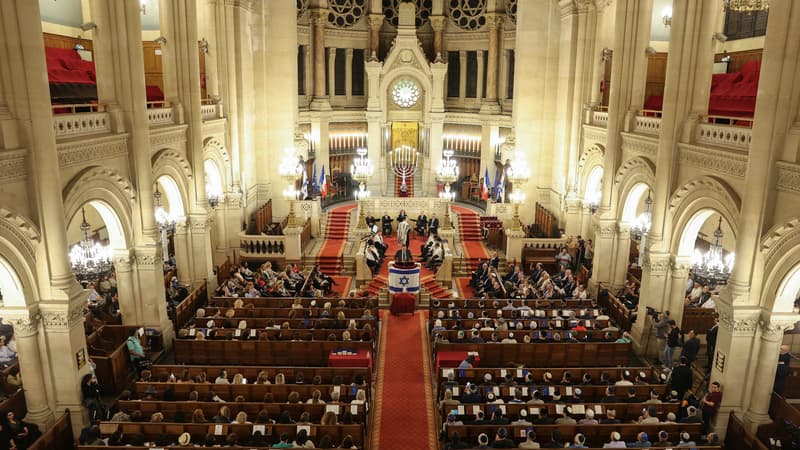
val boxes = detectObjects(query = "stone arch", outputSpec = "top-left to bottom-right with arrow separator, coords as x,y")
761,219 -> 800,313
668,176 -> 740,257
63,166 -> 135,250
614,157 -> 656,224
0,209 -> 41,308
152,148 -> 193,212
203,137 -> 230,190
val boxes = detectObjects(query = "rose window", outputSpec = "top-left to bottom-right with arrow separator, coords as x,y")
328,0 -> 366,28
391,79 -> 421,108
449,0 -> 487,30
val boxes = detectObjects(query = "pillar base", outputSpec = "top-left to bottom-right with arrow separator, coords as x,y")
479,100 -> 502,114
24,405 -> 54,431
743,410 -> 772,431
310,97 -> 332,111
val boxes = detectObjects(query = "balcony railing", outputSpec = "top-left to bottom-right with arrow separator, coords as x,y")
239,234 -> 286,258
591,109 -> 609,128
695,116 -> 752,150
52,104 -> 111,138
201,103 -> 222,120
146,103 -> 175,126
633,114 -> 662,136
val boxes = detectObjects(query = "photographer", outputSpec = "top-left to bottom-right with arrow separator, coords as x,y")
651,310 -> 670,365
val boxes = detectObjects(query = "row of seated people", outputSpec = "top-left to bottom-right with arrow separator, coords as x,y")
209,296 -> 376,309
176,320 -> 377,342
218,262 -> 338,298
194,304 -> 376,319
434,298 -> 600,309
471,261 -> 587,300
83,423 -> 363,448
439,368 -> 667,392
443,426 -> 718,449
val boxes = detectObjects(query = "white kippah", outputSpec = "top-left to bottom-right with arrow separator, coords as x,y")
612,432 -> 621,441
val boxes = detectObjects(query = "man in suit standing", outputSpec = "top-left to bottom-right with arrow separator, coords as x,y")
397,217 -> 411,247
394,244 -> 414,267
681,329 -> 701,367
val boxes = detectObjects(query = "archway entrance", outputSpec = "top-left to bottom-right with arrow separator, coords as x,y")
0,256 -> 25,307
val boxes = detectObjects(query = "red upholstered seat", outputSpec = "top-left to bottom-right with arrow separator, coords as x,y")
146,85 -> 165,102
390,293 -> 416,315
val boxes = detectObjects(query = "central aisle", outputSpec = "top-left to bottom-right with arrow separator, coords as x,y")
372,311 -> 436,450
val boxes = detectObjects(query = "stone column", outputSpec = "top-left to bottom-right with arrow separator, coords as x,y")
368,14 -> 385,59
476,50 -> 485,101
481,13 -> 503,113
668,257 -> 690,327
311,9 -> 331,110
112,250 -> 141,325
564,199 -> 583,237
132,247 -> 175,346
744,319 -> 796,428
430,16 -> 446,61
328,46 -> 337,101
4,309 -> 53,429
173,222 -> 192,285
188,215 -> 216,287
612,226 -> 632,291
202,0 -> 221,99
631,253 -> 671,354
458,51 -> 467,99
591,221 -> 617,289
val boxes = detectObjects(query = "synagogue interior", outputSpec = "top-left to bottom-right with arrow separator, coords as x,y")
0,0 -> 798,448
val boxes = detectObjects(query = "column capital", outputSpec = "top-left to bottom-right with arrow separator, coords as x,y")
715,299 -> 761,336
641,251 -> 671,276
133,247 -> 162,269
2,308 -> 41,338
594,219 -> 617,240
485,13 -> 505,30
559,0 -> 591,17
311,8 -> 329,26
368,14 -> 385,31
39,300 -> 85,330
759,314 -> 800,342
429,16 -> 446,32
223,0 -> 253,11
593,0 -> 613,13
112,249 -> 134,272
188,214 -> 212,234
670,255 -> 692,278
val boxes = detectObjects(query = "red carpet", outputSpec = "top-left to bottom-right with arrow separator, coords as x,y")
372,311 -> 436,450
455,277 -> 473,298
317,204 -> 357,273
452,205 -> 490,270
329,276 -> 352,297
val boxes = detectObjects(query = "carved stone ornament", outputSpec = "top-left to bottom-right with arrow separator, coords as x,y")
642,254 -> 671,275
7,313 -> 40,337
58,135 -> 127,168
715,304 -> 760,336
0,149 -> 27,182
777,161 -> 800,193
133,253 -> 159,267
759,320 -> 796,343
595,224 -> 616,239
41,312 -> 68,329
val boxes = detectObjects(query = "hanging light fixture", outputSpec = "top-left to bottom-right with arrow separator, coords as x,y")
506,150 -> 531,231
691,217 -> 735,286
723,0 -> 769,13
69,207 -> 112,280
140,0 -> 148,14
279,149 -> 306,228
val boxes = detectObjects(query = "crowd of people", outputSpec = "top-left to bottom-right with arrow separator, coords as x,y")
470,257 -> 588,301
364,209 -> 445,275
215,262 -> 338,299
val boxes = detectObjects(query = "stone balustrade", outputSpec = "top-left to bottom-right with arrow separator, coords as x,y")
633,115 -> 661,136
147,106 -> 175,126
201,103 -> 222,120
52,111 -> 111,138
239,233 -> 287,258
695,121 -> 752,150
591,110 -> 609,127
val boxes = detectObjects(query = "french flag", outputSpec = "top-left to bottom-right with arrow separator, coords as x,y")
320,165 -> 328,198
481,167 -> 490,200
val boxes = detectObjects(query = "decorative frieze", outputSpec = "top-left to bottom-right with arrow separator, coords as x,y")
620,132 -> 657,158
149,126 -> 188,151
6,313 -> 40,337
58,134 -> 128,168
678,143 -> 747,178
41,311 -> 68,329
0,207 -> 41,260
0,149 -> 27,182
133,253 -> 159,267
777,160 -> 800,193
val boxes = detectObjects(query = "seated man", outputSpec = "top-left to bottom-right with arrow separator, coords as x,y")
414,211 -> 428,236
427,242 -> 444,270
365,243 -> 381,275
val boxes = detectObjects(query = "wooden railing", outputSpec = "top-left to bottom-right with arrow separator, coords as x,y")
598,287 -> 633,332
727,411 -> 769,450
239,234 -> 286,258
532,203 -> 560,238
301,218 -> 312,248
215,257 -> 232,286
173,281 -> 208,329
29,409 -> 73,450
681,308 -> 718,335
254,200 -> 273,234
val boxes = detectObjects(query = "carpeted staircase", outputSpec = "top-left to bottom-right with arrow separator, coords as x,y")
452,206 -> 490,272
457,211 -> 482,241
316,208 -> 353,273
394,174 -> 414,197
421,274 -> 451,299
363,274 -> 389,296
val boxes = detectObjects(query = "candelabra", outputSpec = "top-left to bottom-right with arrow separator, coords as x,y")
691,217 -> 735,286
69,207 -> 112,280
506,151 -> 531,231
437,149 -> 459,230
279,150 -> 305,228
390,145 -> 419,196
351,148 -> 373,230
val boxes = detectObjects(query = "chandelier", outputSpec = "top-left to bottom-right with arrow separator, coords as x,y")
691,217 -> 736,286
351,148 -> 374,184
69,207 -> 112,279
723,0 -> 769,13
437,149 -> 459,185
630,191 -> 653,241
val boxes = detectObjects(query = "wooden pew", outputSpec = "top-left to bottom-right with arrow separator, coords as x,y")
756,392 -> 800,446
445,423 -> 702,447
433,342 -> 631,368
97,422 -> 365,447
186,317 -> 377,329
438,367 -> 662,386
0,390 -> 28,422
150,365 -> 370,385
210,296 -> 376,308
728,411 -> 770,450
87,325 -> 136,394
173,282 -> 208,329
118,400 -> 367,423
435,329 -> 618,342
681,308 -> 718,335
432,298 -> 600,308
443,384 -> 667,403
597,289 -> 633,332
439,402 -> 680,422
179,327 -> 375,342
198,306 -> 375,319
133,382 -> 365,403
29,409 -> 73,450
431,306 -> 606,319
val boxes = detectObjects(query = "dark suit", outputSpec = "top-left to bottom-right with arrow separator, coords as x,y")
381,215 -> 393,235
415,214 -> 428,235
669,364 -> 693,400
429,216 -> 440,235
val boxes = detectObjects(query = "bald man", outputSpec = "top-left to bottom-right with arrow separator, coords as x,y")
775,345 -> 792,395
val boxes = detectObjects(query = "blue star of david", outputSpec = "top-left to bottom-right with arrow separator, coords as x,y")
399,276 -> 410,286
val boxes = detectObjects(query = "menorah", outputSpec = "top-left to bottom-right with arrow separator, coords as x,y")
390,145 -> 419,195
